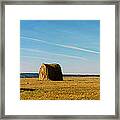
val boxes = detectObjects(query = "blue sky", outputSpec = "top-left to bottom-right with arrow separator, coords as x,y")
20,20 -> 100,74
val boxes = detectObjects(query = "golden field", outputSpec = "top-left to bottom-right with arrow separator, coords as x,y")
20,76 -> 100,100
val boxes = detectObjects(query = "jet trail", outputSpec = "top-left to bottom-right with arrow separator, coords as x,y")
21,48 -> 87,61
21,36 -> 99,54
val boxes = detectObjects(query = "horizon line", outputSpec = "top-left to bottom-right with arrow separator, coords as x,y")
20,72 -> 100,75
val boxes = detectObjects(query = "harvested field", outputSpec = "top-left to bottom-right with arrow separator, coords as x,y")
20,76 -> 100,100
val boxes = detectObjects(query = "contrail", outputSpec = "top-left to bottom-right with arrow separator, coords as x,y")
57,44 -> 99,54
21,55 -> 58,62
21,48 -> 87,61
21,36 -> 99,54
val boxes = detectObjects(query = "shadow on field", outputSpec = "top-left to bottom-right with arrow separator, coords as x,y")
20,88 -> 36,92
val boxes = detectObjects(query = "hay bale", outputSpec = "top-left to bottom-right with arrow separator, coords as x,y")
39,63 -> 63,81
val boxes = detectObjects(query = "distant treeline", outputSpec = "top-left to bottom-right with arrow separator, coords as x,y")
20,73 -> 100,78
20,73 -> 39,78
63,74 -> 100,77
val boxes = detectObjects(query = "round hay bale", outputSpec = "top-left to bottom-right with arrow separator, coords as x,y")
39,63 -> 63,81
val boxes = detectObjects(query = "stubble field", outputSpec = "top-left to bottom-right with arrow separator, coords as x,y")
20,76 -> 100,100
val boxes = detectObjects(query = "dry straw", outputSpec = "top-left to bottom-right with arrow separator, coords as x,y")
39,63 -> 63,81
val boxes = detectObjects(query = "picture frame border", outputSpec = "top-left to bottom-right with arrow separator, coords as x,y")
0,0 -> 119,119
